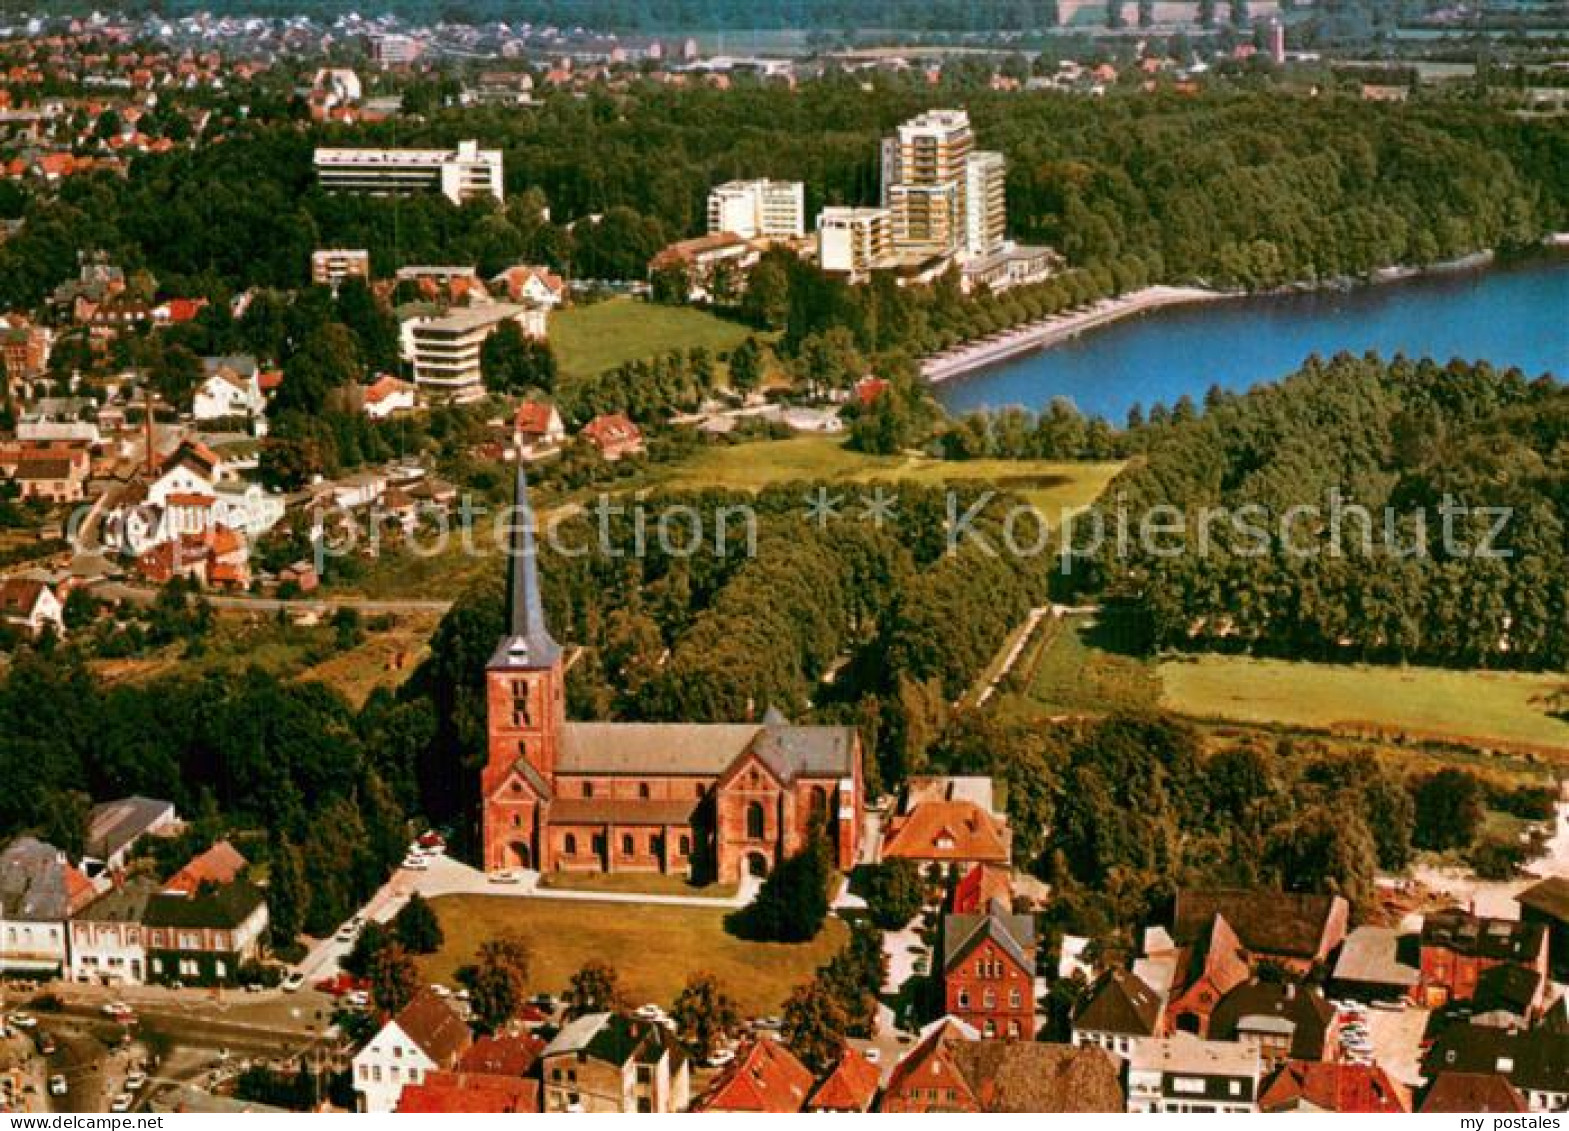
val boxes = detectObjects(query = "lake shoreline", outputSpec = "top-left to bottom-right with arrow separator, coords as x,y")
923,243 -> 1559,388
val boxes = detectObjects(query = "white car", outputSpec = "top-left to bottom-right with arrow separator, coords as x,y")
864,1047 -> 882,1064
124,1073 -> 147,1093
110,1094 -> 133,1113
8,1012 -> 35,1029
635,1003 -> 663,1020
488,870 -> 522,885
48,1076 -> 67,1097
334,925 -> 357,943
281,972 -> 305,993
402,856 -> 429,871
346,990 -> 370,1009
429,984 -> 452,998
706,1049 -> 735,1068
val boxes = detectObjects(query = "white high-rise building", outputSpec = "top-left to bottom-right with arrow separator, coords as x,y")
964,151 -> 1007,258
883,109 -> 974,256
817,207 -> 893,278
313,140 -> 504,206
706,180 -> 806,240
407,305 -> 545,403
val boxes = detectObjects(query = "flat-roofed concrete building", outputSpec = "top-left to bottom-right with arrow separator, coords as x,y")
408,304 -> 545,403
311,248 -> 370,288
706,179 -> 805,240
964,150 -> 1007,258
817,207 -> 892,280
884,109 -> 973,256
314,141 -> 503,205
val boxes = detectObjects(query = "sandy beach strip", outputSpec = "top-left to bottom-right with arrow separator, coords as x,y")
921,284 -> 1222,384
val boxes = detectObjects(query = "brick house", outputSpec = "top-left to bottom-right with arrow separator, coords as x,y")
1171,889 -> 1349,975
693,1037 -> 813,1112
480,465 -> 862,885
540,1012 -> 689,1113
880,789 -> 1011,879
1259,1061 -> 1411,1113
142,879 -> 268,987
806,1045 -> 881,1112
942,898 -> 1037,1039
1206,979 -> 1337,1067
1418,908 -> 1549,1013
881,1020 -> 1123,1113
1151,913 -> 1252,1038
580,412 -> 644,460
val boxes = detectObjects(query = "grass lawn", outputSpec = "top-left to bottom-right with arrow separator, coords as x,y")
1159,655 -> 1569,755
998,611 -> 1160,719
419,894 -> 844,1015
651,434 -> 1126,518
552,298 -> 757,383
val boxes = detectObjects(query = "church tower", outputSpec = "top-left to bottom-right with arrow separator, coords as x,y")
481,461 -> 565,871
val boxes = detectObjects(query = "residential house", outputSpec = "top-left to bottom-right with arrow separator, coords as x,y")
1516,877 -> 1569,976
67,878 -> 157,986
1330,925 -> 1421,1003
354,989 -> 474,1113
805,1045 -> 881,1112
85,795 -> 177,871
694,1037 -> 813,1112
1072,967 -> 1165,1061
142,879 -> 268,987
648,233 -> 759,302
540,1012 -> 690,1113
514,401 -> 566,459
1258,1061 -> 1411,1113
942,897 -> 1037,1039
579,412 -> 643,460
881,776 -> 1010,878
0,578 -> 64,636
1147,913 -> 1252,1038
491,265 -> 567,308
1206,979 -> 1337,1066
162,840 -> 247,896
0,322 -> 52,397
311,248 -> 371,289
1126,1033 -> 1262,1114
950,862 -> 1012,914
360,374 -> 417,420
456,1031 -> 546,1078
192,356 -> 266,434
880,1020 -> 1123,1113
11,456 -> 88,502
396,1072 -> 537,1113
1419,908 -> 1549,1014
1424,1021 -> 1569,1111
0,837 -> 95,977
1420,1072 -> 1530,1113
1170,889 -> 1349,975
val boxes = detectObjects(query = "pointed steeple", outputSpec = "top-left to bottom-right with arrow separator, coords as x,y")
489,459 -> 561,670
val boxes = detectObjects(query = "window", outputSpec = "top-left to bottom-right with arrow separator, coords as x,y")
957,989 -> 970,1009
746,801 -> 766,839
1009,989 -> 1021,1009
564,834 -> 578,855
583,781 -> 595,798
679,835 -> 692,856
695,783 -> 705,798
983,989 -> 995,1009
622,834 -> 634,855
639,782 -> 651,799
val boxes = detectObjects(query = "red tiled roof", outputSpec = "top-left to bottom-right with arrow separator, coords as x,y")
363,374 -> 410,405
881,801 -> 1010,864
456,1032 -> 544,1078
163,840 -> 247,895
1260,1061 -> 1411,1114
581,412 -> 642,449
393,990 -> 472,1066
514,401 -> 559,436
952,863 -> 1012,914
807,1045 -> 881,1112
396,1072 -> 536,1114
1421,1072 -> 1529,1113
697,1038 -> 814,1113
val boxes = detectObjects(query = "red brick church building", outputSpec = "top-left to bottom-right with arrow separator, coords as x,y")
480,467 -> 863,884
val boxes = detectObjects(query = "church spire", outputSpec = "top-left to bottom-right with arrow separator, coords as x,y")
490,459 -> 561,670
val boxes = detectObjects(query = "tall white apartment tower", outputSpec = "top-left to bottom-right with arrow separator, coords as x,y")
883,109 -> 974,256
964,151 -> 1008,258
706,180 -> 806,240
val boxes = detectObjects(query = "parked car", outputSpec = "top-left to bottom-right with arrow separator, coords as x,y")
706,1049 -> 735,1068
8,1013 -> 36,1029
402,855 -> 429,871
48,1076 -> 67,1097
281,972 -> 305,993
109,1094 -> 133,1112
487,870 -> 522,885
124,1073 -> 147,1093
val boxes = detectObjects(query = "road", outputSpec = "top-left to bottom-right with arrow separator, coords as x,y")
93,582 -> 452,615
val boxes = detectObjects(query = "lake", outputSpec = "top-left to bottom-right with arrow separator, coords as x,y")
932,255 -> 1569,422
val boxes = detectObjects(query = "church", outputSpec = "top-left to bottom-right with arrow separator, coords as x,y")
481,466 -> 864,884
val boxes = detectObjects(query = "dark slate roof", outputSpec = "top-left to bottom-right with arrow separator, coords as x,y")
0,837 -> 85,922
1173,889 -> 1345,960
1421,909 -> 1546,963
948,1042 -> 1124,1112
542,1012 -> 681,1070
558,721 -> 856,780
1207,979 -> 1334,1061
488,461 -> 561,672
1074,968 -> 1164,1038
942,905 -> 1035,973
1517,876 -> 1569,924
1425,1023 -> 1569,1097
143,880 -> 266,930
1473,963 -> 1543,1018
1420,1072 -> 1529,1113
76,878 -> 158,924
87,795 -> 173,860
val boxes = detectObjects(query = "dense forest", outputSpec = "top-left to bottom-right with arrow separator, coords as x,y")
0,83 -> 1563,312
1067,353 -> 1569,670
